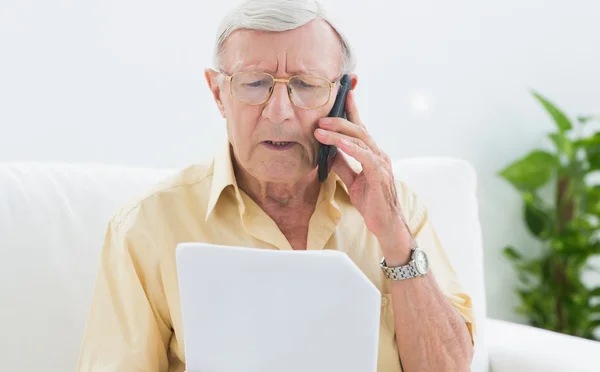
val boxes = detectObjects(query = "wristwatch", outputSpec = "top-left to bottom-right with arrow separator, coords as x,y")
380,246 -> 429,280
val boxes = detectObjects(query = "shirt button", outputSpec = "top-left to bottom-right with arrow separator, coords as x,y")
381,296 -> 389,307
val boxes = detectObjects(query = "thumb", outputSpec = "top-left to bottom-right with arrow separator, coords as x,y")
331,152 -> 358,189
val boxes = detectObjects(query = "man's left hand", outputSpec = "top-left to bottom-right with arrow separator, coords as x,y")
314,90 -> 414,264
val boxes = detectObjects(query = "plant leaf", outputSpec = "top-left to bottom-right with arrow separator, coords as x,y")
590,287 -> 600,297
586,185 -> 600,215
499,150 -> 557,191
532,91 -> 573,132
524,197 -> 551,238
585,132 -> 600,171
589,243 -> 600,255
586,319 -> 600,336
503,246 -> 523,261
578,115 -> 600,124
517,259 -> 542,276
548,132 -> 573,158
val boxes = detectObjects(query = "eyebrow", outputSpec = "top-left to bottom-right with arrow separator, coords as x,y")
294,68 -> 327,76
230,62 -> 327,77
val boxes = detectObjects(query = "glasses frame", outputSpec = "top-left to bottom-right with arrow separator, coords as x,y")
219,70 -> 338,109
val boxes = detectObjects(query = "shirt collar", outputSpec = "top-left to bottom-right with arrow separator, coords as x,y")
205,140 -> 245,220
205,140 -> 351,221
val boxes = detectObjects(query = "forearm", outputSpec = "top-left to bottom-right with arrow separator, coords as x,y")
381,221 -> 473,372
389,271 -> 473,372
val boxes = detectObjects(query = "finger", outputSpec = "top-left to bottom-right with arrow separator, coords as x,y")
315,127 -> 384,164
341,139 -> 384,179
315,127 -> 362,149
318,117 -> 378,152
315,129 -> 382,177
331,152 -> 359,189
344,91 -> 387,158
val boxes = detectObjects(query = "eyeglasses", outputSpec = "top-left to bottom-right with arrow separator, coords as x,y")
220,71 -> 337,109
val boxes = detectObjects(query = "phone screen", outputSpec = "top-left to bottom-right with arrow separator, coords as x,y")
318,74 -> 352,182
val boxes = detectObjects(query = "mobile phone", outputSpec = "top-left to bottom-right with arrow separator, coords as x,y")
318,74 -> 352,182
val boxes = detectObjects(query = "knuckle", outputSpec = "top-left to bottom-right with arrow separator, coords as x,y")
353,138 -> 366,148
373,153 -> 384,167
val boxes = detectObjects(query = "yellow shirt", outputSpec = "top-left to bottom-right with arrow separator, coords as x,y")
77,141 -> 475,372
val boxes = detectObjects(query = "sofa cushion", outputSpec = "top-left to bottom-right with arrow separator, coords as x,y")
0,158 -> 487,371
0,163 -> 174,371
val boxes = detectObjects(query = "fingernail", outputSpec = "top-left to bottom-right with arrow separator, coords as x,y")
316,128 -> 327,136
320,118 -> 331,126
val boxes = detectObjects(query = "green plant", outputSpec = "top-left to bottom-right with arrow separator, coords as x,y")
499,91 -> 600,340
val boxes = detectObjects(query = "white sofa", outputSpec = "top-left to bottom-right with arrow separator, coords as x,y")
0,158 -> 598,372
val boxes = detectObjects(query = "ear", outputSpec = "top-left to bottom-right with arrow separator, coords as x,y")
348,73 -> 358,90
205,69 -> 226,118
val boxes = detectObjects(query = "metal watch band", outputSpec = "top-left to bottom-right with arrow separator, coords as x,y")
381,260 -> 419,280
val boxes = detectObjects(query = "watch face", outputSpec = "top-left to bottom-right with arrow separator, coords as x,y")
414,249 -> 429,274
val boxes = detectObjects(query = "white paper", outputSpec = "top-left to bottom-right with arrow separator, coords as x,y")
176,242 -> 382,372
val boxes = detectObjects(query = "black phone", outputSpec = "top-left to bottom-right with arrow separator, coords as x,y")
318,74 -> 352,182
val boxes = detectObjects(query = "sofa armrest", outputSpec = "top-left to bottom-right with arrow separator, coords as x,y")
486,318 -> 600,372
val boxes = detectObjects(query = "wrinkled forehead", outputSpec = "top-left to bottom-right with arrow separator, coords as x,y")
220,19 -> 343,79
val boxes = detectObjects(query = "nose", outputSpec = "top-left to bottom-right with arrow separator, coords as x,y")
262,82 -> 295,123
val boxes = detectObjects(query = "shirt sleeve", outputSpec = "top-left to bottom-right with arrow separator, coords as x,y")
77,216 -> 172,371
398,180 -> 477,346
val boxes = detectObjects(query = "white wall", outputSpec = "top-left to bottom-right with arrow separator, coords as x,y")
1,0 -> 599,323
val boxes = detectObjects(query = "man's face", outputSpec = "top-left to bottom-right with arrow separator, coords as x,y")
207,20 -> 353,183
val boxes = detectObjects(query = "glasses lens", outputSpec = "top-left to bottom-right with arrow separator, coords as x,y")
289,75 -> 331,108
230,72 -> 273,104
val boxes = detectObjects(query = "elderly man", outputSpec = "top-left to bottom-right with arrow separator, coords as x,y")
78,0 -> 475,371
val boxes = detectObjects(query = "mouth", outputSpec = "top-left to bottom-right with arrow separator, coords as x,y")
262,140 -> 296,150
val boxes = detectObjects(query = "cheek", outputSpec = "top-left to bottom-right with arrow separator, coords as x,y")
297,111 -> 327,161
226,105 -> 262,143
298,108 -> 328,140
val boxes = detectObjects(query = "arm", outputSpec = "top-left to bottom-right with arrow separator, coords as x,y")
314,89 -> 475,371
382,209 -> 474,372
77,218 -> 172,372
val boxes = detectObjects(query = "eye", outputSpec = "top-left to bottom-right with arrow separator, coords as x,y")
291,77 -> 319,89
299,80 -> 316,88
246,80 -> 265,88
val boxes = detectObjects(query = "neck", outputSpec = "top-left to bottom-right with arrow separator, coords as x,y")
230,152 -> 324,251
232,160 -> 320,217
235,166 -> 321,212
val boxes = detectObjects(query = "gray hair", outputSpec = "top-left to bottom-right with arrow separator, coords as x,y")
212,0 -> 356,76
